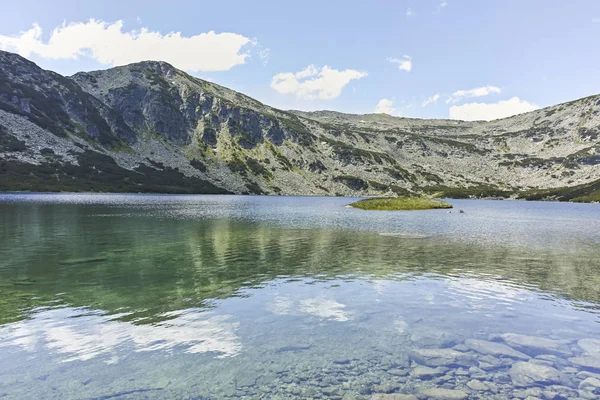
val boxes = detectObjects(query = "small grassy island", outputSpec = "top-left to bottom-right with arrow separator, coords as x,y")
349,196 -> 453,211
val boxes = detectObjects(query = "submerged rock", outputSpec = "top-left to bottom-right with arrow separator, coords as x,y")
577,371 -> 600,380
512,387 -> 544,398
371,394 -> 418,400
321,386 -> 339,395
464,339 -> 530,360
578,339 -> 600,356
388,369 -> 408,377
10,278 -> 35,286
409,348 -> 473,367
534,354 -> 561,363
477,354 -> 503,370
466,379 -> 489,391
59,257 -> 107,265
468,366 -> 487,379
500,333 -> 570,355
411,365 -> 447,379
569,356 -> 600,370
419,388 -> 468,399
410,329 -> 457,348
509,361 -> 567,387
579,390 -> 599,399
579,377 -> 600,390
372,383 -> 400,394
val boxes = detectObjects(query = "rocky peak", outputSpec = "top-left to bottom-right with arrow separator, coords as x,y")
0,51 -> 135,145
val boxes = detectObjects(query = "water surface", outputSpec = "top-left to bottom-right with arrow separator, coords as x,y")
0,194 -> 599,399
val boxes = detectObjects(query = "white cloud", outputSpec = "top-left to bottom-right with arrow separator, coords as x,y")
440,0 -> 448,8
406,8 -> 415,17
374,98 -> 412,116
0,20 -> 253,72
446,85 -> 502,103
270,65 -> 367,100
257,47 -> 270,66
375,98 -> 397,114
422,93 -> 440,107
449,96 -> 539,121
388,55 -> 412,72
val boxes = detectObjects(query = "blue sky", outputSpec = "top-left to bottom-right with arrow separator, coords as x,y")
1,0 -> 600,121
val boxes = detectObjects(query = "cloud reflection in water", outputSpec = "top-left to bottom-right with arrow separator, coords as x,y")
0,308 -> 241,363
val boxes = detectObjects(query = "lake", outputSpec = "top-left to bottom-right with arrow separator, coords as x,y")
0,194 -> 599,399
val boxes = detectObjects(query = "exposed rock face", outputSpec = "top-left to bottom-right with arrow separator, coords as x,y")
0,51 -> 135,145
1,50 -> 600,197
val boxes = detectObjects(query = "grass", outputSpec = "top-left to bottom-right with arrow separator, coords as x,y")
349,196 -> 453,211
421,185 -> 513,199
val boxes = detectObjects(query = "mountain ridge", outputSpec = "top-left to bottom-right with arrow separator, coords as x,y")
1,50 -> 599,201
293,90 -> 600,121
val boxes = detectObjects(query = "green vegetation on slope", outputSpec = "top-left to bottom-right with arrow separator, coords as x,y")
349,196 -> 453,210
0,150 -> 230,194
518,178 -> 600,202
422,185 -> 513,199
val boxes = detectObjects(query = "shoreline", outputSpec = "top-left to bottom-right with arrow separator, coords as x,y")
0,191 -> 598,204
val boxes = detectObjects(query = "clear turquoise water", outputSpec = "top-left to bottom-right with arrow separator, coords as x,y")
0,194 -> 599,399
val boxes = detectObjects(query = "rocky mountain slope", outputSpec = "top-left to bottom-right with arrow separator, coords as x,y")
1,50 -> 599,201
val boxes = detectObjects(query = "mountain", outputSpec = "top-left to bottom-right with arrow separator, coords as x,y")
1,50 -> 599,201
